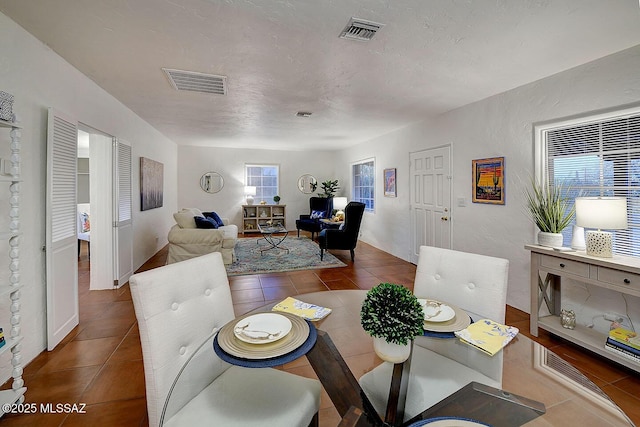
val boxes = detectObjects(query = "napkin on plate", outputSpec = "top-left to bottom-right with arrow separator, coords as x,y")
454,319 -> 519,356
272,297 -> 332,321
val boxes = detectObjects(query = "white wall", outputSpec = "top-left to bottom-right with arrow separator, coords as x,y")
336,45 -> 640,326
177,146 -> 336,229
0,12 -> 178,380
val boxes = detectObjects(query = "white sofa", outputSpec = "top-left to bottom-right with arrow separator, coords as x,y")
167,208 -> 238,265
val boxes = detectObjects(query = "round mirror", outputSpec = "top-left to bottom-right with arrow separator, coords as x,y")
297,174 -> 318,194
200,172 -> 224,194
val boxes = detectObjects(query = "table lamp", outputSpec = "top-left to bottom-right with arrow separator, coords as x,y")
244,186 -> 256,205
333,197 -> 348,211
575,197 -> 627,257
332,197 -> 348,220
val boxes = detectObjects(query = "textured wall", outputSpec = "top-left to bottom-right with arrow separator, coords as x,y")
177,146 -> 337,229
0,12 -> 178,380
336,45 -> 640,327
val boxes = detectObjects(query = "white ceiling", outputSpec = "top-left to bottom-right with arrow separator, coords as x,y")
2,0 -> 640,151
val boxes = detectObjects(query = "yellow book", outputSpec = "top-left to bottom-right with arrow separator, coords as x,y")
272,297 -> 332,321
454,319 -> 519,356
609,327 -> 640,351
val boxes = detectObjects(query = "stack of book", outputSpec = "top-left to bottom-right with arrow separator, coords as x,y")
604,327 -> 640,363
0,328 -> 5,349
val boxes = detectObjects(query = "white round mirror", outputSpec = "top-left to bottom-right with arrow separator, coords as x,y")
298,174 -> 317,194
200,172 -> 224,194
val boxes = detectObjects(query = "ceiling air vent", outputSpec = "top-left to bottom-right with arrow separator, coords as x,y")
339,17 -> 384,41
296,112 -> 312,118
162,68 -> 227,95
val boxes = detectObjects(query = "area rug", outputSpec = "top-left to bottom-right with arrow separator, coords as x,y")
226,236 -> 346,276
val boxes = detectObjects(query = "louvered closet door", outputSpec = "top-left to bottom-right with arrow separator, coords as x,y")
46,109 -> 79,350
113,139 -> 132,287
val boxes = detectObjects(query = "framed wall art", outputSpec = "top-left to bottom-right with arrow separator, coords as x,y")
472,157 -> 505,205
140,157 -> 164,211
384,168 -> 397,197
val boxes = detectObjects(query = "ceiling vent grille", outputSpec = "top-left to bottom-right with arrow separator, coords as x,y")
163,68 -> 227,95
339,17 -> 384,41
296,112 -> 312,118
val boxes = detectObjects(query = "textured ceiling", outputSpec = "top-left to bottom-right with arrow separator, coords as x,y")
2,0 -> 640,151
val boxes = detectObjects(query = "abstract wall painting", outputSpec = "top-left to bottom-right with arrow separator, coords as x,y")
384,168 -> 397,197
140,157 -> 164,211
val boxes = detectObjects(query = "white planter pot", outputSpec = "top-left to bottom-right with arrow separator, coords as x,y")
538,231 -> 563,248
373,337 -> 411,363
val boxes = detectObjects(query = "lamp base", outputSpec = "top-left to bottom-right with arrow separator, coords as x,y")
585,230 -> 612,257
246,196 -> 254,205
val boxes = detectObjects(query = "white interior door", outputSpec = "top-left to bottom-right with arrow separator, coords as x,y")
409,146 -> 452,264
113,139 -> 133,287
46,109 -> 79,350
88,132 -> 114,290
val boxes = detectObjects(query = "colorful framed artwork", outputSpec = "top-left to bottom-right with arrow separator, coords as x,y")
384,168 -> 397,197
472,157 -> 505,205
140,157 -> 164,211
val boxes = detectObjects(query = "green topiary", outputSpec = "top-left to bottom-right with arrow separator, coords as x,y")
360,283 -> 424,345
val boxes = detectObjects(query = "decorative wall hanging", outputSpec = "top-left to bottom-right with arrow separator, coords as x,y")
472,157 -> 505,205
140,157 -> 164,211
384,168 -> 397,197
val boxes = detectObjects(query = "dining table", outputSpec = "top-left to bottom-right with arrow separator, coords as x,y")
162,290 -> 635,427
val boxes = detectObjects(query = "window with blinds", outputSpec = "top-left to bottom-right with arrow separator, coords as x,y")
538,107 -> 640,256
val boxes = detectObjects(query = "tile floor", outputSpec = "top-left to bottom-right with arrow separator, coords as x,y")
1,237 -> 640,426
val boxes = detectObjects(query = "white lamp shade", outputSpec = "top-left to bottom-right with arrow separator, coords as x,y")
575,197 -> 627,230
333,197 -> 348,211
244,186 -> 257,196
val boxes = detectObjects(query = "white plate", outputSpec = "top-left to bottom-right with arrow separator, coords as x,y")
233,313 -> 292,344
419,299 -> 456,323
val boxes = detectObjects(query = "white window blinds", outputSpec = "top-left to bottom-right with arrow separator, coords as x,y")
542,110 -> 640,256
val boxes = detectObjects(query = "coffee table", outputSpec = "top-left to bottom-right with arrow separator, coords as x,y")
257,223 -> 289,254
164,290 -> 634,426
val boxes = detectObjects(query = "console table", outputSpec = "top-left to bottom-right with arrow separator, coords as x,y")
527,244 -> 640,373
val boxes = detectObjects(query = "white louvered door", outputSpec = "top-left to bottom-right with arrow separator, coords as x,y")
113,139 -> 132,287
46,109 -> 79,350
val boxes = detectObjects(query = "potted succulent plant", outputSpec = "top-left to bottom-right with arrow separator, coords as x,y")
360,283 -> 424,363
273,195 -> 281,204
524,178 -> 575,247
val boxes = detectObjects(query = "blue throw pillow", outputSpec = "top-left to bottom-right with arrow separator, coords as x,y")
203,211 -> 225,227
310,210 -> 325,220
194,216 -> 219,229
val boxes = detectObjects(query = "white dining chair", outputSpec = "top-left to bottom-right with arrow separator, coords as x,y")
129,252 -> 321,427
359,246 -> 509,422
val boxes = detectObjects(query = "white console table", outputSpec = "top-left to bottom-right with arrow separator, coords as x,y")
527,244 -> 640,373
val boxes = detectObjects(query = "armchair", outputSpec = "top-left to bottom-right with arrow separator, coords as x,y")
318,202 -> 365,261
296,197 -> 333,240
167,208 -> 238,265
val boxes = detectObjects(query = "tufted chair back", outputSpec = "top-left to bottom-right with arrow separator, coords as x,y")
130,252 -> 234,427
413,245 -> 509,323
359,246 -> 510,422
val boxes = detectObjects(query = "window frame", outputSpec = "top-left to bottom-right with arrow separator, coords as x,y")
534,105 -> 640,256
245,163 -> 280,204
351,158 -> 375,212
